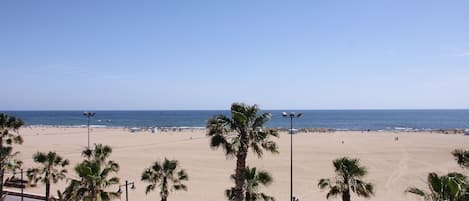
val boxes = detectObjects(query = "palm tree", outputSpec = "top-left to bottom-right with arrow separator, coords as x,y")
81,143 -> 113,165
318,157 -> 374,201
452,149 -> 469,169
27,151 -> 69,201
0,113 -> 24,197
141,158 -> 188,201
226,166 -> 275,201
406,172 -> 469,201
207,103 -> 278,201
63,144 -> 120,201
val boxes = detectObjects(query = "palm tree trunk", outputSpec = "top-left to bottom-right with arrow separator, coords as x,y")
342,190 -> 350,201
233,134 -> 248,201
0,136 -> 4,197
0,168 -> 3,197
45,182 -> 50,201
90,188 -> 97,201
245,191 -> 251,201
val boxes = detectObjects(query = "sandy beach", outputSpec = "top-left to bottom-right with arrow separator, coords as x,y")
6,127 -> 469,201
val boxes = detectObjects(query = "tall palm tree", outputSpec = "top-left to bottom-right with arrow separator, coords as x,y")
27,151 -> 69,201
452,149 -> 469,169
207,103 -> 279,201
141,158 -> 188,201
318,157 -> 374,201
226,166 -> 275,201
406,172 -> 469,201
0,113 -> 24,197
63,144 -> 120,201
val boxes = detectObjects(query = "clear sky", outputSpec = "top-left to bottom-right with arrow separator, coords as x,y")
1,1 -> 468,110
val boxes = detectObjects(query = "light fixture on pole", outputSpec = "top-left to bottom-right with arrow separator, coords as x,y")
83,111 -> 95,149
118,180 -> 136,201
282,112 -> 302,201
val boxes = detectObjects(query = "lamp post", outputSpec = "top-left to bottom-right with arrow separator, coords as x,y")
20,169 -> 23,201
83,111 -> 95,149
12,169 -> 25,201
282,112 -> 302,201
13,169 -> 24,201
118,180 -> 135,201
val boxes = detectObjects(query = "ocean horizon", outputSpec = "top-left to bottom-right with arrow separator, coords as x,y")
2,110 -> 469,131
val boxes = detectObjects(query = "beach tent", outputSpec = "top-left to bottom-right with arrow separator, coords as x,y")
288,128 -> 299,134
465,129 -> 469,135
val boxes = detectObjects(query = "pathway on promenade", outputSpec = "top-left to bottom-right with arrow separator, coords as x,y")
3,195 -> 43,201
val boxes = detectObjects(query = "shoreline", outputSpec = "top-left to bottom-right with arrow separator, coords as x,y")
23,124 -> 469,134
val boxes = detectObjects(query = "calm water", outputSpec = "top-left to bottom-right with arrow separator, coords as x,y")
1,110 -> 469,130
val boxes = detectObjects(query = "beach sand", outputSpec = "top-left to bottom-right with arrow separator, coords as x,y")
6,127 -> 469,201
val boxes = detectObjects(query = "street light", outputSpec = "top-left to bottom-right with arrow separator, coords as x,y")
83,111 -> 95,149
118,180 -> 136,201
12,169 -> 24,201
282,112 -> 302,201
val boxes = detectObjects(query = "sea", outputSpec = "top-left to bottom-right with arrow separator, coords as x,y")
1,110 -> 469,131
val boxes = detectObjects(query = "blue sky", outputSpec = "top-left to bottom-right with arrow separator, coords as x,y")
1,1 -> 468,110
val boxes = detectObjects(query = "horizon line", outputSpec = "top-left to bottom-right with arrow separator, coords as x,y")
2,108 -> 469,112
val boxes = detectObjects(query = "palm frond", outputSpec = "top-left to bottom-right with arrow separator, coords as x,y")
318,178 -> 331,189
225,187 -> 236,201
65,144 -> 120,201
452,149 -> 469,169
259,193 -> 276,201
227,166 -> 275,201
326,185 -> 341,199
351,179 -> 374,198
407,172 -> 469,201
141,158 -> 188,200
320,157 -> 374,200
